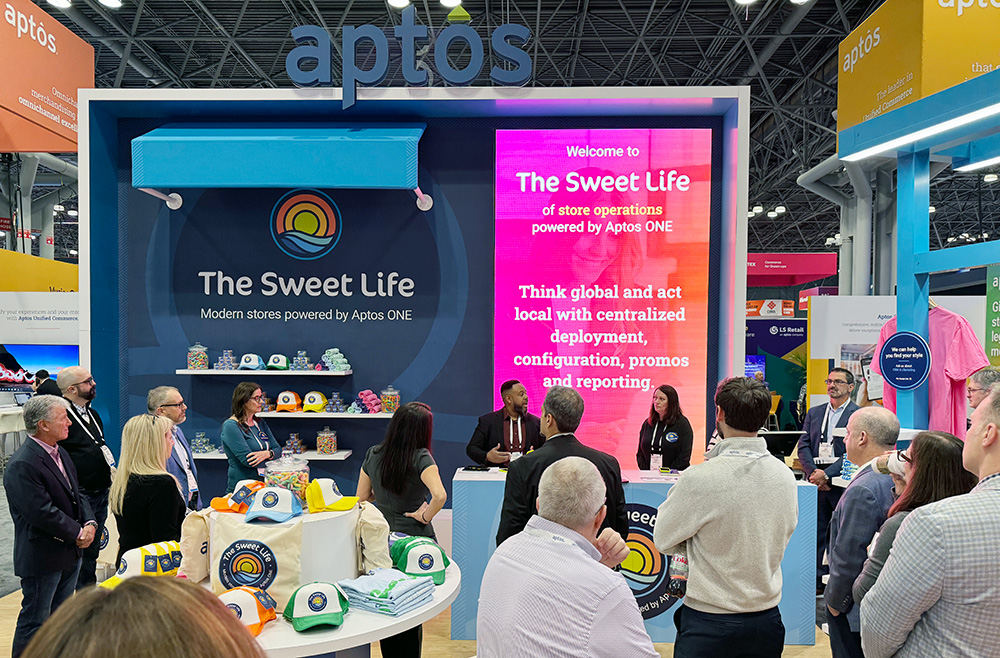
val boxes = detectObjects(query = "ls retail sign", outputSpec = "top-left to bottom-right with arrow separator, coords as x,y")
837,0 -> 1000,133
286,6 -> 532,108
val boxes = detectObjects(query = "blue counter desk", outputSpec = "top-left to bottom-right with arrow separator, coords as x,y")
451,468 -> 817,645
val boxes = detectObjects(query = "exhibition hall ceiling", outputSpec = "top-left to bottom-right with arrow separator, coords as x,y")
9,0 -> 999,259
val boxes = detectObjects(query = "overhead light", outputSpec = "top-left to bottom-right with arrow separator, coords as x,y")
70,249 -> 78,255
956,154 -> 1000,173
387,0 -> 410,7
767,211 -> 778,218
98,0 -> 122,6
984,173 -> 999,183
929,206 -> 936,213
0,231 -> 5,237
842,100 -> 1000,162
790,0 -> 810,4
30,234 -> 37,239
53,204 -> 65,212
747,211 -> 755,218
440,0 -> 462,7
67,209 -> 79,217
46,0 -> 71,7
752,205 -> 763,214
775,205 -> 786,214
947,236 -> 957,243
734,0 -> 758,4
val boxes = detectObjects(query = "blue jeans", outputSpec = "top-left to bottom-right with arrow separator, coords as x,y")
12,559 -> 81,658
77,488 -> 108,590
674,605 -> 785,658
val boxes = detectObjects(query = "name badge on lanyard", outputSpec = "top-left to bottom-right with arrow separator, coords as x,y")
509,451 -> 523,462
70,405 -> 116,474
650,453 -> 664,472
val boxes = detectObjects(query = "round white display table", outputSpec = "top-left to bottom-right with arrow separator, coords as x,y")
255,563 -> 461,658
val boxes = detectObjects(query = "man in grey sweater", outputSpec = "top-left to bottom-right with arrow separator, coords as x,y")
653,377 -> 798,657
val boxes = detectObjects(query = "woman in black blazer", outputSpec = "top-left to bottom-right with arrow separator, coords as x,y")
109,414 -> 186,567
636,384 -> 693,471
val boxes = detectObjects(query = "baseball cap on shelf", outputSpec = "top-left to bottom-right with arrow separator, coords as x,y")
267,354 -> 289,370
302,391 -> 328,413
210,480 -> 265,513
244,486 -> 303,523
238,353 -> 266,370
100,540 -> 182,589
219,586 -> 278,637
305,478 -> 359,514
276,390 -> 303,412
390,536 -> 451,585
283,582 -> 350,632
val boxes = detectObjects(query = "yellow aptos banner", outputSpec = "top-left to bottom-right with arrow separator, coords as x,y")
0,250 -> 78,292
837,0 -> 1000,133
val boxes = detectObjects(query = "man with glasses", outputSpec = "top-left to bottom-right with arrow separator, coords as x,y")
967,366 -> 1000,426
797,367 -> 860,594
57,366 -> 114,590
149,386 -> 201,510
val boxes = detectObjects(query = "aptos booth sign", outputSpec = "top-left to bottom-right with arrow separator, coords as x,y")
285,6 -> 532,107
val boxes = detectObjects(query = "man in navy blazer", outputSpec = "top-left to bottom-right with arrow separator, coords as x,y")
4,395 -> 96,658
826,406 -> 898,658
798,367 -> 860,590
467,379 -> 544,466
149,386 -> 202,510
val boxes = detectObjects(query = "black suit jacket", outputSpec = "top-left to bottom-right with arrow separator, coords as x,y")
466,409 -> 544,465
3,439 -> 94,577
35,379 -> 62,396
496,434 -> 629,546
797,400 -> 860,479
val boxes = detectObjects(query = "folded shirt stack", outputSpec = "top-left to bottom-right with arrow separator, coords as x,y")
337,568 -> 435,616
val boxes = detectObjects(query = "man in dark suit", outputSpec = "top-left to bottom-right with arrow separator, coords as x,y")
797,367 -> 860,591
496,386 -> 629,554
149,385 -> 202,510
32,369 -> 62,397
467,379 -> 544,466
4,395 -> 96,658
57,365 -> 114,590
826,406 -> 898,658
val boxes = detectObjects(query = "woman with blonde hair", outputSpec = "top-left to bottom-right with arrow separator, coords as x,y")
109,414 -> 186,567
21,577 -> 265,658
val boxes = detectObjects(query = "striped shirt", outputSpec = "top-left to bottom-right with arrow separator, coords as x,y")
477,515 -> 656,657
860,473 -> 1000,658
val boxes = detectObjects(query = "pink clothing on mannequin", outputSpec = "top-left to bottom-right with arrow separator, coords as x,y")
873,306 -> 988,439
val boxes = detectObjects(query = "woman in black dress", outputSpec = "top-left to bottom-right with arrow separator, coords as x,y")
636,384 -> 693,471
109,414 -> 186,567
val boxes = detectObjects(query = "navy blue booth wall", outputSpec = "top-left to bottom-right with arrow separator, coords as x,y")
92,113 -> 724,502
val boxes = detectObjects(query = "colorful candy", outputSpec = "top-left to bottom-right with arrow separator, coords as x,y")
317,427 -> 338,454
187,342 -> 209,370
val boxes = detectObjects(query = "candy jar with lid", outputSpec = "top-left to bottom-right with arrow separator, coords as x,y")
264,453 -> 310,504
380,385 -> 401,414
187,342 -> 209,370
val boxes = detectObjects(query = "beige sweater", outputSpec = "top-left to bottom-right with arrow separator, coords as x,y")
653,436 -> 798,614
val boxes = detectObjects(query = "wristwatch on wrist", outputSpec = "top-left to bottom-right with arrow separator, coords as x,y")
85,520 -> 98,529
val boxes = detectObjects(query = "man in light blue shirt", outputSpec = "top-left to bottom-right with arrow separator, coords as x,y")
478,457 -> 654,657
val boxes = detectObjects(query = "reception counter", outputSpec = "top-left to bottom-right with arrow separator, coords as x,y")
451,467 -> 817,644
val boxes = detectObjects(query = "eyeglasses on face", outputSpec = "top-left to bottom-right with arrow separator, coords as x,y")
159,401 -> 186,408
968,387 -> 985,394
824,379 -> 849,386
897,449 -> 912,464
71,377 -> 95,387
250,394 -> 266,402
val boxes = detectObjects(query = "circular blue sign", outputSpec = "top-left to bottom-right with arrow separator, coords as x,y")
878,331 -> 931,391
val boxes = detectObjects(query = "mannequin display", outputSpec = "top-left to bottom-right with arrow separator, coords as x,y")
872,306 -> 988,438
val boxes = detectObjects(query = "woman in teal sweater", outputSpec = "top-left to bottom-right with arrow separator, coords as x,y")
220,382 -> 281,492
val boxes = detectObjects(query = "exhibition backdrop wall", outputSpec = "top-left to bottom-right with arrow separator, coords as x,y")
79,88 -> 748,500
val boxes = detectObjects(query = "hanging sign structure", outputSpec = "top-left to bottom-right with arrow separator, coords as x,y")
878,331 -> 932,391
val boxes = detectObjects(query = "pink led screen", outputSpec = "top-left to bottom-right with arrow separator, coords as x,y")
495,128 -> 714,467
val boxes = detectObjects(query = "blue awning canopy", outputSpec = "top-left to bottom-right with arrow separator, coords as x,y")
131,123 -> 425,189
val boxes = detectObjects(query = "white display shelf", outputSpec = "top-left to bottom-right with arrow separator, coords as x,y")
175,369 -> 352,376
257,411 -> 392,419
192,449 -> 352,461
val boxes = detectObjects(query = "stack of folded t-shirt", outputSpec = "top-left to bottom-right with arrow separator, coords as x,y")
337,568 -> 434,616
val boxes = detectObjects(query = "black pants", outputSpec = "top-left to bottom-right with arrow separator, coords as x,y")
673,605 -> 784,658
378,624 -> 421,657
76,488 -> 108,590
816,486 -> 843,588
827,609 -> 864,658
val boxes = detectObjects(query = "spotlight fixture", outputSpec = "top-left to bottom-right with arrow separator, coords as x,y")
928,206 -> 936,213
67,209 -> 79,217
440,0 -> 462,7
789,0 -> 810,4
53,204 -> 65,212
70,249 -> 78,255
387,0 -> 410,7
752,205 -> 763,214
98,0 -> 122,7
46,0 -> 71,7
734,0 -> 758,4
767,211 -> 778,218
985,173 -> 999,183
775,205 -> 786,214
747,211 -> 755,218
